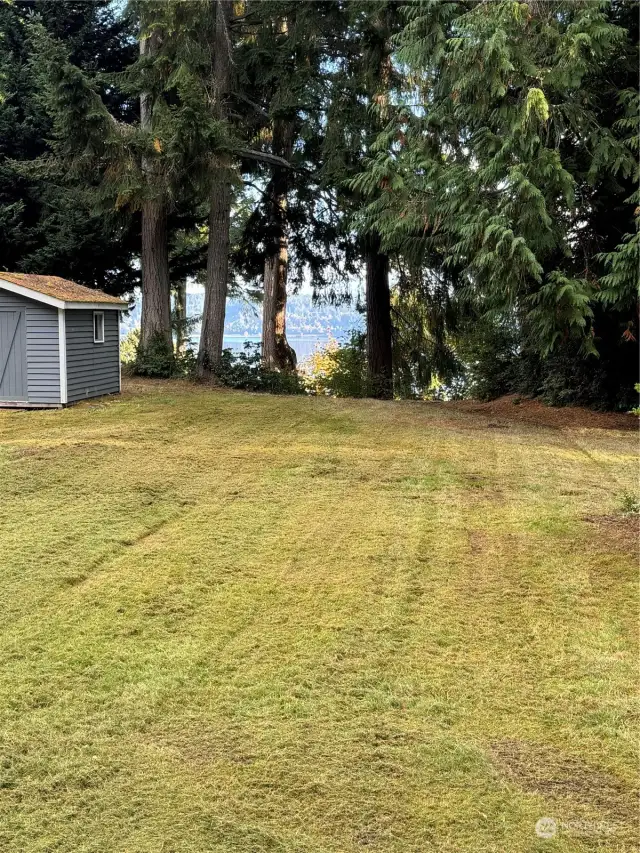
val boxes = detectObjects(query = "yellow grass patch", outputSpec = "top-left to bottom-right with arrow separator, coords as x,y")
0,380 -> 637,852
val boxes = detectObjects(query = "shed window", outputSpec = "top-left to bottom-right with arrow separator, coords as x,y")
93,312 -> 105,344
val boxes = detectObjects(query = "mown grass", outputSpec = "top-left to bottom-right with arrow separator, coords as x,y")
0,380 -> 637,853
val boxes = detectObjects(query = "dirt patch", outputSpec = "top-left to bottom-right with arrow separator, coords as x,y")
490,739 -> 636,822
458,474 -> 506,505
467,530 -> 490,554
446,395 -> 638,432
583,514 -> 639,553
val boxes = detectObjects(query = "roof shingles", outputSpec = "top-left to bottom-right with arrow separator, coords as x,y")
0,273 -> 128,306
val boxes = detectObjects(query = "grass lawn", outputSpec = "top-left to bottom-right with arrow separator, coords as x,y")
0,380 -> 637,853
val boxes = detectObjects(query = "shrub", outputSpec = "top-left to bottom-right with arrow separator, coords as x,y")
125,330 -> 196,379
133,333 -> 176,378
171,347 -> 197,377
213,343 -> 305,394
304,333 -> 368,398
454,312 -> 639,411
120,328 -> 140,369
454,318 -> 521,401
619,491 -> 640,515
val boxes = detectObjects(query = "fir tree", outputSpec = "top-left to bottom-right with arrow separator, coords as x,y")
0,0 -> 138,293
234,0 -> 353,371
325,0 -> 405,398
356,0 -> 638,405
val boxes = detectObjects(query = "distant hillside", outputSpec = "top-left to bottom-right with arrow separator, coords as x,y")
122,293 -> 363,338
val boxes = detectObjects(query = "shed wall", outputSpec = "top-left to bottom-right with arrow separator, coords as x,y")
0,290 -> 60,404
65,310 -> 120,403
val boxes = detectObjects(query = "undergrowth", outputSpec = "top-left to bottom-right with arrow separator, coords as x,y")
212,343 -> 305,394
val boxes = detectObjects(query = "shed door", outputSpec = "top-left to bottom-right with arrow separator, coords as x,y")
0,309 -> 27,401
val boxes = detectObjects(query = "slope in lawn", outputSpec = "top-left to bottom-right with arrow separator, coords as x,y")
0,380 -> 637,853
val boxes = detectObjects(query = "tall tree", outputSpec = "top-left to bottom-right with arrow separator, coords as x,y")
234,1 -> 351,372
138,18 -> 171,350
22,0 -> 225,360
197,0 -> 234,376
361,4 -> 398,398
356,0 -> 639,406
0,0 -> 138,294
261,108 -> 296,370
21,2 -> 175,350
324,1 -> 403,398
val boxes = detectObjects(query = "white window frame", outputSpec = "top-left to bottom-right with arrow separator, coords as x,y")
93,311 -> 105,344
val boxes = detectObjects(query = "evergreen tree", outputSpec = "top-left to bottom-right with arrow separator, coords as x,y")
0,0 -> 138,293
197,0 -> 235,377
324,0 -> 405,398
23,0 -> 227,362
355,0 -> 638,406
234,0 -> 353,371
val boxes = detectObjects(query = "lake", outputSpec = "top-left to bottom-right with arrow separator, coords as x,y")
190,334 -> 333,361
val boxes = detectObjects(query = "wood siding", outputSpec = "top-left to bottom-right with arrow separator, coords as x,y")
65,310 -> 120,403
0,290 -> 60,404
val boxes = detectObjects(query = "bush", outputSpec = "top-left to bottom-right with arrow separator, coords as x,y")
171,347 -> 197,378
619,491 -> 640,515
133,333 -> 176,378
303,333 -> 368,397
120,328 -> 140,369
123,329 -> 196,379
455,318 -> 521,401
455,311 -> 639,411
516,341 -> 638,411
213,343 -> 305,394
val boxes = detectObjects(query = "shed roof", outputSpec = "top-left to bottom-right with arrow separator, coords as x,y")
0,273 -> 128,308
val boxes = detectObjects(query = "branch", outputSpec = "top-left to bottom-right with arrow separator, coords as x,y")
238,148 -> 295,170
233,92 -> 269,120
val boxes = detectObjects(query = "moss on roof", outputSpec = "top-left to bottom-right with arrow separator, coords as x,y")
0,273 -> 128,305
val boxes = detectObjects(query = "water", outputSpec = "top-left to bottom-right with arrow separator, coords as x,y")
191,334 -> 332,361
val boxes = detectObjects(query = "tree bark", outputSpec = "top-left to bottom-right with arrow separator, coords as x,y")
198,170 -> 232,374
362,17 -> 393,398
261,117 -> 296,371
197,0 -> 233,376
262,222 -> 295,370
365,234 -> 393,398
140,196 -> 171,349
174,278 -> 187,354
139,28 -> 171,350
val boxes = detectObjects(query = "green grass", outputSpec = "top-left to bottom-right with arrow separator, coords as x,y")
0,380 -> 637,853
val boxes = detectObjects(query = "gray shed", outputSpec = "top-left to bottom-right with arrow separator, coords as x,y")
0,273 -> 127,408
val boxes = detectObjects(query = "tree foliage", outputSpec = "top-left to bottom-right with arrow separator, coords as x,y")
0,0 -> 139,293
0,0 -> 637,407
353,0 -> 638,405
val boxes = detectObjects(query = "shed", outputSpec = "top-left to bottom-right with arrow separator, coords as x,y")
0,273 -> 128,408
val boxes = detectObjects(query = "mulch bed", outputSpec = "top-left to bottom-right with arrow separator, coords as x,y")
447,394 -> 638,432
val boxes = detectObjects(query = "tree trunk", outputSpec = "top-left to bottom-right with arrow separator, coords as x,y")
139,28 -> 171,350
365,234 -> 393,398
362,18 -> 393,398
198,170 -> 232,375
261,117 -> 296,371
140,196 -> 171,349
174,278 -> 187,354
262,224 -> 295,370
197,0 -> 233,376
